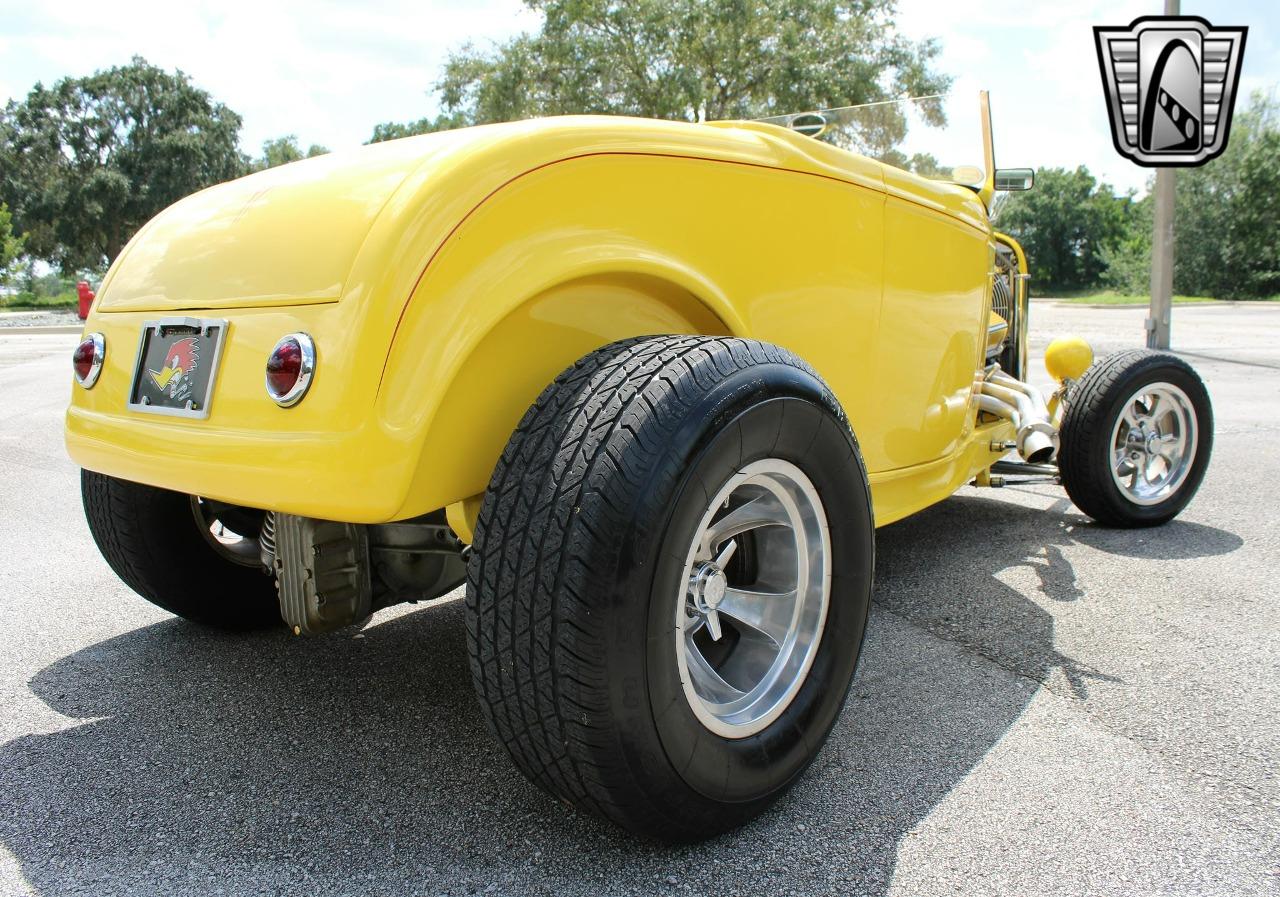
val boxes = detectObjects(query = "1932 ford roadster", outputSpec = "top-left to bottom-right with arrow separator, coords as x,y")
65,93 -> 1212,840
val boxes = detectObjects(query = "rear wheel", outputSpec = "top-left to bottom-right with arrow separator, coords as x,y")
1058,350 -> 1213,527
81,470 -> 281,629
465,336 -> 874,840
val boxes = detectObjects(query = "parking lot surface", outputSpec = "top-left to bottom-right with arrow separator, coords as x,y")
1,303 -> 1277,896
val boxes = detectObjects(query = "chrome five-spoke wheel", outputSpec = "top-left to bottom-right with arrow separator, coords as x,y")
677,458 -> 831,738
1059,349 -> 1213,527
1109,382 -> 1198,506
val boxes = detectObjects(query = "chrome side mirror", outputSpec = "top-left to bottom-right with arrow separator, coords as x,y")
994,168 -> 1035,191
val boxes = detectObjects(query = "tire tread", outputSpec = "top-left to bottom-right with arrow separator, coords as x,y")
1058,349 -> 1212,526
465,336 -> 834,832
81,470 -> 279,629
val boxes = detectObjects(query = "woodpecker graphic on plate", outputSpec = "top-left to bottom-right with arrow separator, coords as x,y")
147,337 -> 199,402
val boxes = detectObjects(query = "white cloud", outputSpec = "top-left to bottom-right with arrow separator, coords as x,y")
0,0 -> 540,150
1,0 -> 1274,185
895,0 -> 1276,196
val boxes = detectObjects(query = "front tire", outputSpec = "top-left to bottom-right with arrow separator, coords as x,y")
1058,350 -> 1213,527
81,470 -> 281,629
465,336 -> 874,840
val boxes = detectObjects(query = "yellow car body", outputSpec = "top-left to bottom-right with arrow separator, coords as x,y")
65,112 -> 1025,533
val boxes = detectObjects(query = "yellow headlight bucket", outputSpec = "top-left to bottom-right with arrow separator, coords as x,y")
1045,335 -> 1094,382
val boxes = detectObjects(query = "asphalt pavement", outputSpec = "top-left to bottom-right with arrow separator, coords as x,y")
1,303 -> 1277,896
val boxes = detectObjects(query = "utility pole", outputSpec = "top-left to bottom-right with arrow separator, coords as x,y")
1148,168 -> 1175,349
1147,0 -> 1178,350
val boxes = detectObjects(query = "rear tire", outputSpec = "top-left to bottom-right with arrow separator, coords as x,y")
465,336 -> 874,841
81,470 -> 281,629
1058,350 -> 1213,527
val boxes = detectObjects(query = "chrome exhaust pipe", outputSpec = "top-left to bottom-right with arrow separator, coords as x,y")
979,368 -> 1058,464
977,393 -> 1018,427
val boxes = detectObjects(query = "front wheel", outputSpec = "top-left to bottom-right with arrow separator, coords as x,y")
1058,349 -> 1213,527
466,336 -> 874,840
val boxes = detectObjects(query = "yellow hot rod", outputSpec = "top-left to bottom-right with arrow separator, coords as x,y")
66,93 -> 1212,840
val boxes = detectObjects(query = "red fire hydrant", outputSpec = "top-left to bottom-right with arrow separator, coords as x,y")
77,281 -> 95,320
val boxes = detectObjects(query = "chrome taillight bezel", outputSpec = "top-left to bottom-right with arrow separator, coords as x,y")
73,332 -> 106,389
265,332 -> 316,408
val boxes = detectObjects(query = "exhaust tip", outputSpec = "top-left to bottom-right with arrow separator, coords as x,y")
1025,445 -> 1056,465
1021,429 -> 1057,465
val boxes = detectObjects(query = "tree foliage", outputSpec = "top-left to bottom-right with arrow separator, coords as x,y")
999,92 -> 1280,299
1173,92 -> 1280,299
368,113 -> 471,144
995,167 -> 1134,294
371,0 -> 948,141
1097,192 -> 1152,295
0,203 -> 24,284
0,57 -> 244,272
251,135 -> 330,171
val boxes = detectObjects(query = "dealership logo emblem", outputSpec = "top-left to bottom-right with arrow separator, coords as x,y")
1094,16 -> 1247,167
147,336 -> 199,401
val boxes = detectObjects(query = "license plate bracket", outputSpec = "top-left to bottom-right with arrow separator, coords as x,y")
126,317 -> 228,419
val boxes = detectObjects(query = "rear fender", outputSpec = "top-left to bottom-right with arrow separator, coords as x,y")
373,149 -> 875,520
381,264 -> 736,520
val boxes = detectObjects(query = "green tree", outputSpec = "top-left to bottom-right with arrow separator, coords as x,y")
0,202 -> 23,285
252,135 -> 329,171
1174,91 -> 1280,299
994,166 -> 1133,294
368,112 -> 471,144
0,57 -> 245,272
877,150 -> 945,177
371,0 -> 948,140
1098,190 -> 1152,295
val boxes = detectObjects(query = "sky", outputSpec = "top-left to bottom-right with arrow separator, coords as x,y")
0,0 -> 1275,196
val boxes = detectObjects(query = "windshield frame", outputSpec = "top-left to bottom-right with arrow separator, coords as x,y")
747,92 -> 996,201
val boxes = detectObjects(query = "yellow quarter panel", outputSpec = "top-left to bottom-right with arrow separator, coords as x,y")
381,153 -> 885,517
874,169 -> 991,472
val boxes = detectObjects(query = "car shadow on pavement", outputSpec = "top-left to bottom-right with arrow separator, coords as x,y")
0,493 -> 1243,896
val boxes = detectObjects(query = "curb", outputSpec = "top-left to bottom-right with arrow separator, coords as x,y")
0,325 -> 84,335
1032,299 -> 1280,310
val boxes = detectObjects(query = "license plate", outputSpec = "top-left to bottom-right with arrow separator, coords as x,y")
126,318 -> 228,419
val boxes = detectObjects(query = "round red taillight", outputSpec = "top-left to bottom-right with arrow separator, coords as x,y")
72,333 -> 105,388
265,333 -> 315,407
